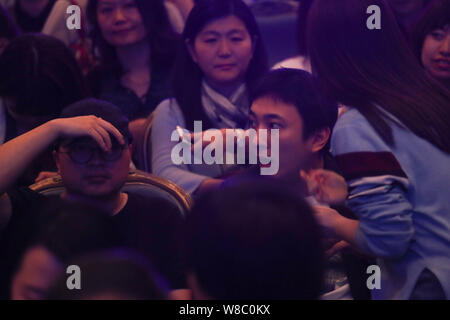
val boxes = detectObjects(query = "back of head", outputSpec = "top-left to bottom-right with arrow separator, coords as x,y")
251,68 -> 338,144
5,202 -> 123,300
185,180 -> 324,300
0,34 -> 85,117
46,248 -> 168,300
307,0 -> 450,153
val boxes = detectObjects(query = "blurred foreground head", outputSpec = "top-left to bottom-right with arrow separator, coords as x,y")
185,180 -> 324,300
10,202 -> 122,300
46,249 -> 168,300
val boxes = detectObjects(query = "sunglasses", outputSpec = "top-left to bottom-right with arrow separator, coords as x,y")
59,142 -> 127,164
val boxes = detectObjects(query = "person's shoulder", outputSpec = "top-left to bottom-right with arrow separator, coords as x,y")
332,108 -> 381,142
153,98 -> 184,122
154,98 -> 180,112
331,108 -> 391,155
8,186 -> 45,204
272,55 -> 310,72
334,108 -> 367,128
163,0 -> 184,34
4,187 -> 58,232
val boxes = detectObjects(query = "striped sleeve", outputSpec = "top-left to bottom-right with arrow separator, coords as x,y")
331,113 -> 414,258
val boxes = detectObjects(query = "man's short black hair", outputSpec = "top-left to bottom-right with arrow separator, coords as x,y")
251,68 -> 338,145
185,180 -> 324,300
55,98 -> 133,149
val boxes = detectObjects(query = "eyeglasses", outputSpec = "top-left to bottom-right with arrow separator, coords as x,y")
59,143 -> 126,164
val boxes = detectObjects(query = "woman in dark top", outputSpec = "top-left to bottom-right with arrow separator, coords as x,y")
86,0 -> 179,121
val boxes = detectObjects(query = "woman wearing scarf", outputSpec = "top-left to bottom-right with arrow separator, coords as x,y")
151,0 -> 268,195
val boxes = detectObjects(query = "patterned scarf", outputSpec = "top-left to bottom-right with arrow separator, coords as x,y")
201,80 -> 250,129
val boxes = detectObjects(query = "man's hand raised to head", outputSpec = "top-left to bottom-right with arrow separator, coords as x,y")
0,116 -> 125,196
50,116 -> 125,151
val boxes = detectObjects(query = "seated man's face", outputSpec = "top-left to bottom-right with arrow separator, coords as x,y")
54,137 -> 131,197
249,96 -> 320,180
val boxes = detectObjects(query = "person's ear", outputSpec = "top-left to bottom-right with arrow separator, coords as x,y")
53,150 -> 61,174
186,39 -> 198,64
310,127 -> 331,153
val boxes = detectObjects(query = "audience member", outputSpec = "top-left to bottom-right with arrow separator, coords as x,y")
151,0 -> 268,195
0,34 -> 86,187
5,203 -> 122,300
185,181 -> 324,300
307,0 -> 450,299
86,0 -> 179,120
225,69 -> 372,299
0,99 -> 186,294
411,0 -> 450,86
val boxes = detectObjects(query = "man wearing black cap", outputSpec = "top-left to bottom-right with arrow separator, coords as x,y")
0,99 -> 186,299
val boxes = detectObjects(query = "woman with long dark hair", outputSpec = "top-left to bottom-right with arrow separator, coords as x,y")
151,0 -> 268,195
0,34 -> 86,187
411,0 -> 450,87
86,0 -> 179,120
306,0 -> 450,299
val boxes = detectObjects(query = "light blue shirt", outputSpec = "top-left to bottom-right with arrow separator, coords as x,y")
151,99 -> 229,194
331,108 -> 450,299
